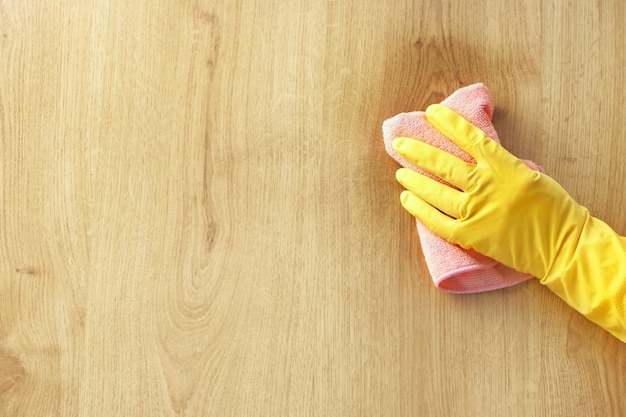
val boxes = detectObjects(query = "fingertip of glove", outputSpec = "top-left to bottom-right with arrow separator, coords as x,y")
425,103 -> 446,118
399,189 -> 412,205
424,104 -> 451,133
391,137 -> 408,151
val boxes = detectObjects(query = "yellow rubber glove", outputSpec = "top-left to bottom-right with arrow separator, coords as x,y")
392,104 -> 626,342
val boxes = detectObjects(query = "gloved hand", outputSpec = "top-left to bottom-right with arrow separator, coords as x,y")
392,104 -> 626,342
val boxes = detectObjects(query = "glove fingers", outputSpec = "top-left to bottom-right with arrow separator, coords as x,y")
426,103 -> 533,177
425,104 -> 490,156
396,168 -> 465,219
399,190 -> 457,241
392,137 -> 474,190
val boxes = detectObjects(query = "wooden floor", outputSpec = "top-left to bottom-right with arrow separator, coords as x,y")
1,1 -> 625,416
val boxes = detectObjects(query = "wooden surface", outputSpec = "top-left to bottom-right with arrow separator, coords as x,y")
1,0 -> 625,416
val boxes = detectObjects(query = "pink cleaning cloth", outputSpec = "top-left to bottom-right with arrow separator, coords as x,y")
383,83 -> 543,293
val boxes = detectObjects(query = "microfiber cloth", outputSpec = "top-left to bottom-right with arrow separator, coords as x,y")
383,83 -> 543,293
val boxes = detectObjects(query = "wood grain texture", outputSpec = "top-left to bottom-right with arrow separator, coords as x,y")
0,0 -> 625,416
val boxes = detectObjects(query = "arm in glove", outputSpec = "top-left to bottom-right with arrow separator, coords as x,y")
392,104 -> 626,342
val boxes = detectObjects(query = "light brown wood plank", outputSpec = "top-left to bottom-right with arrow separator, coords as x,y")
0,0 -> 625,416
